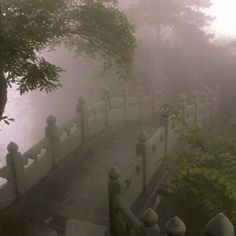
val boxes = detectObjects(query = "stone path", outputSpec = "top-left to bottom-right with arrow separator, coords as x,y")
0,121 -> 158,236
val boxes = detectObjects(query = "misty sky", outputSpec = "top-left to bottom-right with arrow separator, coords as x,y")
1,0 -> 236,165
210,0 -> 236,37
118,0 -> 236,37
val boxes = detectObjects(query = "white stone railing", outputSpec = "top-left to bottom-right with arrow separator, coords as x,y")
0,85 -> 155,210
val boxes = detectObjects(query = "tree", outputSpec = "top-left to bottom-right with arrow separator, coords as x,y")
0,0 -> 136,122
163,104 -> 236,226
125,0 -> 214,97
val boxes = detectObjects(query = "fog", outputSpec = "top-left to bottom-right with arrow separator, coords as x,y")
1,0 -> 236,163
2,1 -> 236,235
0,48 -> 107,163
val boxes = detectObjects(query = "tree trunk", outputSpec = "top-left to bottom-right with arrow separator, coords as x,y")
0,69 -> 7,121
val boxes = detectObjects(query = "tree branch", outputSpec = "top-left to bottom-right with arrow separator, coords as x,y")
0,69 -> 7,121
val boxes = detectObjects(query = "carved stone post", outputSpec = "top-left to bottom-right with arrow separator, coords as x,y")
205,213 -> 234,236
103,86 -> 111,129
151,89 -> 156,119
6,142 -> 27,197
137,86 -> 143,121
165,216 -> 186,236
192,91 -> 199,125
108,166 -> 122,236
201,91 -> 209,127
136,130 -> 149,192
178,93 -> 187,118
122,84 -> 128,123
161,112 -> 169,158
45,115 -> 60,168
77,96 -> 88,143
140,208 -> 160,236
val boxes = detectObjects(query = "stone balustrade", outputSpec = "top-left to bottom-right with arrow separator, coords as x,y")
0,85 -> 157,210
107,91 -> 222,236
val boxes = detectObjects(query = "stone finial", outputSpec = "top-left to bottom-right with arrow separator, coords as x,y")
122,84 -> 128,95
178,93 -> 187,104
165,216 -> 186,236
137,85 -> 143,96
200,91 -> 208,102
77,97 -> 85,113
138,130 -> 149,143
205,213 -> 234,236
103,86 -> 110,98
191,91 -> 199,102
7,142 -> 19,154
142,208 -> 158,227
108,166 -> 120,181
46,115 -> 56,126
78,96 -> 85,105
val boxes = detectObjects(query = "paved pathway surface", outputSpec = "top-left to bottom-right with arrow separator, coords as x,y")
0,121 -> 158,235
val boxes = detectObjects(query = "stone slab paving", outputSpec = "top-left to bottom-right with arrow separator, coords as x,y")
0,121 -> 158,235
65,219 -> 105,236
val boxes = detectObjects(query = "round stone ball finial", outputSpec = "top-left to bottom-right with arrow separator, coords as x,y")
108,166 -> 120,181
46,115 -> 56,126
7,142 -> 19,154
103,86 -> 110,94
78,96 -> 85,105
165,216 -> 186,236
142,208 -> 158,227
205,213 -> 234,236
138,130 -> 149,143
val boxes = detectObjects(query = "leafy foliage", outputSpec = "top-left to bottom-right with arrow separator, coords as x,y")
0,0 -> 136,120
164,104 -> 236,225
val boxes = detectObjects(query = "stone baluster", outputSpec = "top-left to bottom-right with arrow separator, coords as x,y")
178,93 -> 187,118
136,130 -> 149,192
160,111 -> 169,158
122,84 -> 128,123
108,166 -> 122,236
140,208 -> 160,236
165,216 -> 186,236
202,91 -> 209,127
45,115 -> 60,168
137,86 -> 143,121
6,142 -> 27,198
205,213 -> 234,236
103,86 -> 111,129
77,96 -> 88,143
151,89 -> 156,119
191,91 -> 199,125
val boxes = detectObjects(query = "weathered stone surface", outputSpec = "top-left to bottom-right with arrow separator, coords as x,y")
205,213 -> 234,236
142,208 -> 158,227
165,216 -> 186,236
65,219 -> 105,236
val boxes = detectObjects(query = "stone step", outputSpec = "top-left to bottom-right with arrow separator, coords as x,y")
65,219 -> 106,236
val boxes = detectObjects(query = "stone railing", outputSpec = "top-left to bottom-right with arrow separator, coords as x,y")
108,167 -> 234,236
0,85 -> 155,210
107,91 -> 222,236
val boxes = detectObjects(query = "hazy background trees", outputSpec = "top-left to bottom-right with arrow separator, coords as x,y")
2,0 -> 236,159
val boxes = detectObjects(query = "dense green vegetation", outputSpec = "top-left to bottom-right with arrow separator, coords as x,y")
164,105 -> 236,226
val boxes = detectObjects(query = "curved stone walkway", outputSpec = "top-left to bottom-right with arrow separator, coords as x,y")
0,121 -> 158,236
